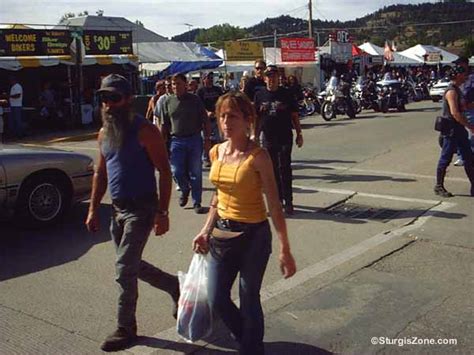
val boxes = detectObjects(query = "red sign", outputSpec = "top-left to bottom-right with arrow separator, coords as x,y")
280,38 -> 315,62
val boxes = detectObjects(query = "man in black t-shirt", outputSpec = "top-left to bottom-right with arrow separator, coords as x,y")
244,59 -> 267,102
255,65 -> 304,215
197,71 -> 223,166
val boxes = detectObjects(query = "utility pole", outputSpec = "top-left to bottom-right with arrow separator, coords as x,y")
308,0 -> 313,38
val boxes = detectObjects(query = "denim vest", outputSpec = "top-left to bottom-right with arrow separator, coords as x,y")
101,115 -> 156,200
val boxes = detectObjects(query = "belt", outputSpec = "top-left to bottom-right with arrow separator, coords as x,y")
217,218 -> 267,232
112,194 -> 158,209
171,132 -> 199,138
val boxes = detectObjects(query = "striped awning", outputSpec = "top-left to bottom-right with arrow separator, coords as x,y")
0,54 -> 138,71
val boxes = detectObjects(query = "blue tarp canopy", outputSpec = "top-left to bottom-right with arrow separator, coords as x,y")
135,42 -> 222,78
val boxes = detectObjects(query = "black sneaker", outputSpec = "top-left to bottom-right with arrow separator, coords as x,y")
194,203 -> 206,214
179,191 -> 189,207
434,185 -> 454,198
100,327 -> 137,352
284,203 -> 295,215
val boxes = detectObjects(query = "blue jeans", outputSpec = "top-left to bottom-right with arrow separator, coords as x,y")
265,143 -> 293,205
110,198 -> 179,331
437,124 -> 474,188
456,110 -> 474,162
207,220 -> 272,355
8,107 -> 23,138
170,133 -> 203,205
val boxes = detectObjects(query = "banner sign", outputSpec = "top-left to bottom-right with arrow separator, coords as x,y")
0,29 -> 71,56
329,41 -> 352,63
83,30 -> 133,55
280,38 -> 315,62
224,41 -> 263,61
426,52 -> 441,63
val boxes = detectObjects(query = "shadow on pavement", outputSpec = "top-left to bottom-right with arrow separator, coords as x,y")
293,159 -> 357,165
406,106 -> 441,113
135,337 -> 331,354
293,173 -> 416,183
302,121 -> 355,129
0,202 -> 111,281
286,205 -> 467,223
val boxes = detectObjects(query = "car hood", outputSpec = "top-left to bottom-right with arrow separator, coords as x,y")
0,144 -> 79,156
0,144 -> 93,165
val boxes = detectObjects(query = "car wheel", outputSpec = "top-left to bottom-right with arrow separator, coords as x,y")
16,174 -> 70,227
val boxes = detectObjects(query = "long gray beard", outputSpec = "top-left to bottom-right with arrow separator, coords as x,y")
101,107 -> 132,150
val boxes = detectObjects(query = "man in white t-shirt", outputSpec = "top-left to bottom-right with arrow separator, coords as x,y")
9,76 -> 23,138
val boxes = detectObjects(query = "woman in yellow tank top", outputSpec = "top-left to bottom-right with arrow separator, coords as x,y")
192,91 -> 296,355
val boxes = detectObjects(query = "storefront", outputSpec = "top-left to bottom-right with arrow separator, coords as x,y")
0,27 -> 138,132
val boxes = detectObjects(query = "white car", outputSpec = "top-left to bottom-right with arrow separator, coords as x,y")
429,78 -> 450,102
0,145 -> 93,227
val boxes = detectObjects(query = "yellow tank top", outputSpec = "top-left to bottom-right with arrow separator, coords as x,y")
209,144 -> 267,223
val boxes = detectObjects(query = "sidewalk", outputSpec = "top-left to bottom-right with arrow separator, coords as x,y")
15,126 -> 98,145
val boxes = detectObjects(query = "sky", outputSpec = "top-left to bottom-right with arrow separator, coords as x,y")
0,0 -> 437,39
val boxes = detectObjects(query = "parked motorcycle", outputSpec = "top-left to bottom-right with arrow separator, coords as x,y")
353,77 -> 379,113
298,87 -> 318,117
321,86 -> 356,121
376,80 -> 407,113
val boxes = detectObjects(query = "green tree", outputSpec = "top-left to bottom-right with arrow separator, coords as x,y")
196,23 -> 247,47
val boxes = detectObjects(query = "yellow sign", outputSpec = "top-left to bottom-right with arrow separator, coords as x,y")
224,41 -> 263,61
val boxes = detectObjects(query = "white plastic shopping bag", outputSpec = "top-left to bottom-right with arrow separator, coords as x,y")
177,253 -> 213,342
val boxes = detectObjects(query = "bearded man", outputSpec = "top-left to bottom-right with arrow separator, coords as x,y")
85,74 -> 179,352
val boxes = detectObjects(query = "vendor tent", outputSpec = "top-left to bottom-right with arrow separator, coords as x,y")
358,42 -> 419,66
136,42 -> 222,76
400,44 -> 458,64
0,54 -> 138,71
59,15 -> 169,43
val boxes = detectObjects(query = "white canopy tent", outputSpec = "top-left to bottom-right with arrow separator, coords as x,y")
358,42 -> 419,66
137,42 -> 222,73
400,44 -> 458,65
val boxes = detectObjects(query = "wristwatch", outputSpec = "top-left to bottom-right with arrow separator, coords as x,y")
157,210 -> 169,216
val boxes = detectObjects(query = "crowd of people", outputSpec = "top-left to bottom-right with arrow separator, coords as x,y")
85,58 -> 302,353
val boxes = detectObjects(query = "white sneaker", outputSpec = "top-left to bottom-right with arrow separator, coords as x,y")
453,158 -> 464,166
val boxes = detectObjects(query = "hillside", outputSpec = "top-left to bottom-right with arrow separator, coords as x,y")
171,2 -> 474,53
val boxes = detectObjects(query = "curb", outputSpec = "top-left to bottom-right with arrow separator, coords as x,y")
20,131 -> 98,145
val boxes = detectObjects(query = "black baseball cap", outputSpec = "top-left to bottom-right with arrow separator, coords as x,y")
202,71 -> 214,79
97,74 -> 132,96
453,56 -> 469,65
264,65 -> 279,76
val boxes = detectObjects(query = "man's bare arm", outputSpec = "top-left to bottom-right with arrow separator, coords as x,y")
139,123 -> 172,213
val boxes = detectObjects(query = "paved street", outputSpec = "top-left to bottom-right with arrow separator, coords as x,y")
1,101 -> 473,354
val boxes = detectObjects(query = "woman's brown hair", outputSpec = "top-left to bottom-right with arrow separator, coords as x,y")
215,91 -> 257,137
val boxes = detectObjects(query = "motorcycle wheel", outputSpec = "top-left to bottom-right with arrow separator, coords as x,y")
305,101 -> 316,116
321,102 -> 334,121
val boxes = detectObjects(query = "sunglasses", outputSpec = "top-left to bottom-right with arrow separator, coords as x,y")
255,66 -> 265,70
100,92 -> 123,103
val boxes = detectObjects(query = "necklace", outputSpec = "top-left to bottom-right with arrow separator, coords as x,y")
216,139 -> 251,212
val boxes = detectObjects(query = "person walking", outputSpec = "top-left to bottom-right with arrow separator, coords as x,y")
85,74 -> 179,352
244,59 -> 266,102
435,65 -> 474,197
8,76 -> 23,138
192,91 -> 296,355
197,71 -> 224,167
162,73 -> 211,213
145,80 -> 165,122
255,65 -> 304,214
